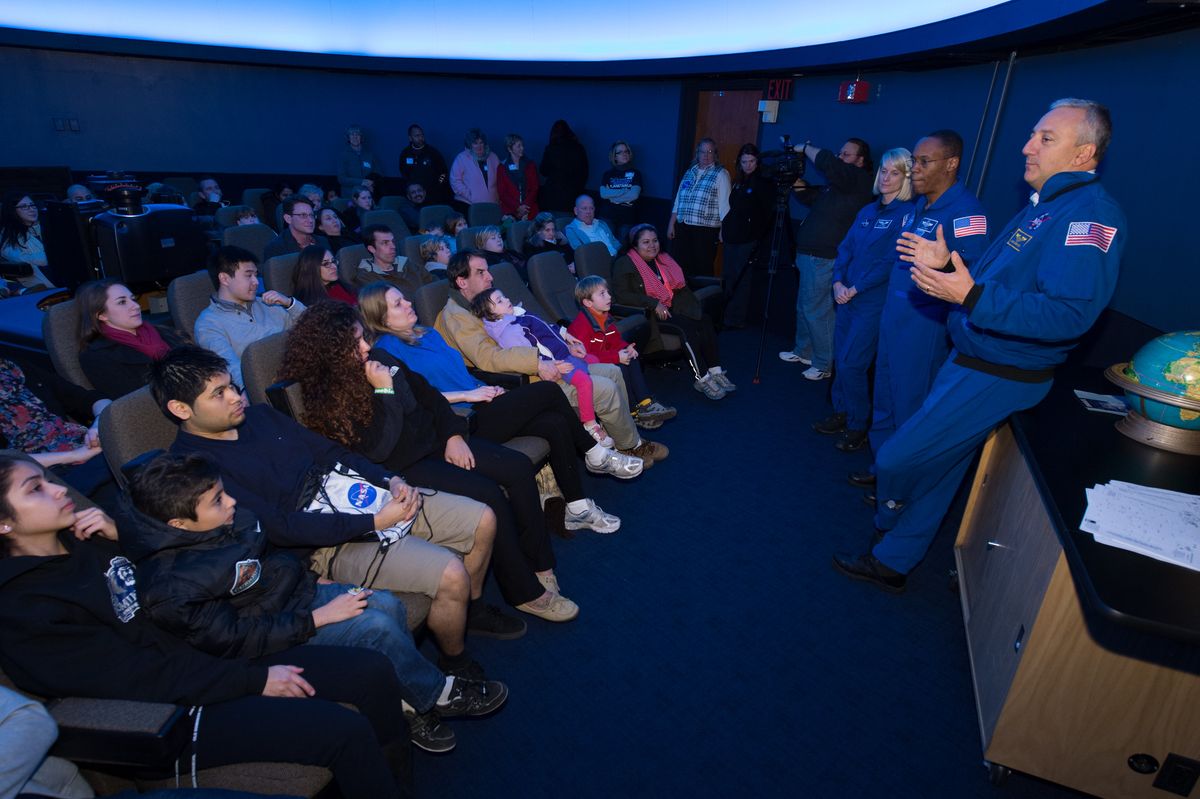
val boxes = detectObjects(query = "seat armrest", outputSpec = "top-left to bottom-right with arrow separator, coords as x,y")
467,368 -> 528,389
452,405 -> 476,420
48,697 -> 191,769
612,303 -> 651,319
688,276 -> 721,290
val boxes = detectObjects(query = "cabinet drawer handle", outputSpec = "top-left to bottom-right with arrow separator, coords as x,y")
1013,624 -> 1026,653
986,540 -> 1008,551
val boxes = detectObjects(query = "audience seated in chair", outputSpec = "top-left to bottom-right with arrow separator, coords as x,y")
434,250 -> 666,467
0,456 -> 412,799
123,451 -> 508,754
151,346 -> 519,674
473,225 -> 527,278
194,246 -> 305,387
420,236 -> 452,280
75,280 -> 187,400
356,224 -> 433,297
523,212 -> 575,273
568,275 -> 677,432
563,194 -> 620,257
282,301 -> 594,623
395,182 -> 427,232
293,245 -> 357,306
263,198 -> 329,261
317,206 -> 359,253
340,186 -> 374,234
0,193 -> 54,289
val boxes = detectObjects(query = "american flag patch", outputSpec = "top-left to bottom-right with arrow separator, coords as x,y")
1064,221 -> 1117,252
953,216 -> 987,237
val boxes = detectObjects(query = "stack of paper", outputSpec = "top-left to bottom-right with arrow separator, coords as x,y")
1081,481 -> 1200,571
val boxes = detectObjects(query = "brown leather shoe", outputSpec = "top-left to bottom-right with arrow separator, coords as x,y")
621,439 -> 669,466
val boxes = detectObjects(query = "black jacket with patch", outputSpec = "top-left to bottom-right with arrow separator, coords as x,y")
0,533 -> 267,704
119,501 -> 319,660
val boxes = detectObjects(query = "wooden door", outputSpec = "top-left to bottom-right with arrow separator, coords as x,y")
692,89 -> 762,275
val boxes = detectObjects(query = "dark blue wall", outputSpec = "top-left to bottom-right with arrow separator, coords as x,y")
767,27 -> 1200,335
1,47 -> 684,198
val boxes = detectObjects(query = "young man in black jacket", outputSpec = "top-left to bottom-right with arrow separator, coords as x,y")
149,346 -> 520,676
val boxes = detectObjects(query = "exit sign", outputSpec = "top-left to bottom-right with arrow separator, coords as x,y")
766,79 -> 793,101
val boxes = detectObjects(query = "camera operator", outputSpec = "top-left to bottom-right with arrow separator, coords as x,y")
779,139 -> 874,380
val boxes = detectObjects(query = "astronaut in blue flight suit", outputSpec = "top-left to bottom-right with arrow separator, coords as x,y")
834,99 -> 1125,592
867,130 -> 992,462
812,148 -> 917,452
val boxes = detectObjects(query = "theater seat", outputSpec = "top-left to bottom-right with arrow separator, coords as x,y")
553,215 -> 574,235
337,243 -> 369,286
240,188 -> 269,221
96,387 -> 180,490
413,279 -> 450,327
489,262 -> 549,319
360,209 -> 411,238
377,195 -> 406,212
241,331 -> 287,406
42,299 -> 94,390
418,204 -> 454,232
221,223 -> 275,264
456,225 -> 487,254
468,202 -> 502,227
404,234 -> 433,267
526,251 -> 648,348
214,204 -> 250,229
507,220 -> 532,251
166,271 -> 213,339
573,241 -> 613,281
262,252 -> 299,297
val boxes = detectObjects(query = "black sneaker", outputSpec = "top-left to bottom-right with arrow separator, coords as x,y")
467,602 -> 527,640
437,656 -> 487,683
812,413 -> 847,435
437,678 -> 509,718
848,470 -> 876,487
406,710 -> 457,753
831,552 -> 907,594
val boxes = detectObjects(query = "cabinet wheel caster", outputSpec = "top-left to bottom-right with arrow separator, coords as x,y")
987,761 -> 1011,786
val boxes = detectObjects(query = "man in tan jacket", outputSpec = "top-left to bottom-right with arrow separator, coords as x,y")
436,250 -> 668,467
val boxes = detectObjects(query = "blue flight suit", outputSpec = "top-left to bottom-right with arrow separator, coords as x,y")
830,196 -> 916,431
872,171 -> 1126,573
869,181 -> 991,454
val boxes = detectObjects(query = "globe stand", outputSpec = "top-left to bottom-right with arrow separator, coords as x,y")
1105,364 -> 1200,456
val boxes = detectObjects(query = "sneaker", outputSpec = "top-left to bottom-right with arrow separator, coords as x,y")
536,572 -> 560,594
693,374 -> 726,400
802,366 -> 832,381
466,602 -> 527,640
515,592 -> 580,622
436,677 -> 509,718
779,351 -> 812,365
638,400 -> 677,423
633,413 -> 664,431
564,499 -> 621,534
583,420 -> 614,448
621,439 -> 669,465
835,430 -> 868,452
405,710 -> 456,753
848,470 -> 876,487
437,656 -> 487,683
711,371 -> 737,392
585,448 -> 644,479
812,412 -> 847,435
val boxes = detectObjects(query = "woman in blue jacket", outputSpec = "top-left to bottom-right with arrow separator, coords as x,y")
813,148 -> 916,452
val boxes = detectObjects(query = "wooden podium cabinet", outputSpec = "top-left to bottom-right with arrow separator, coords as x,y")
955,423 -> 1200,797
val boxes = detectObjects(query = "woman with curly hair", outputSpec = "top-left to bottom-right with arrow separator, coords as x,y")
292,245 -> 357,307
280,300 -> 586,624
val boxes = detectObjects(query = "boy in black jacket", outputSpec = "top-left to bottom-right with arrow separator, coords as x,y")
124,452 -> 508,753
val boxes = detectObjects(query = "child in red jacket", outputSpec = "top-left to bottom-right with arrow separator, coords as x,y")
567,276 -> 677,430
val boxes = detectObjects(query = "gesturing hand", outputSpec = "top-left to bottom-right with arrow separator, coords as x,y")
910,250 -> 975,305
897,224 -> 951,272
263,665 -> 315,698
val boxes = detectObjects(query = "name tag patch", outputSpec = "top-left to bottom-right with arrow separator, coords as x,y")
916,217 -> 938,236
874,218 -> 893,230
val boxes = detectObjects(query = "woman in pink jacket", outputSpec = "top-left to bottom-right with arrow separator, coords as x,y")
450,128 -> 501,209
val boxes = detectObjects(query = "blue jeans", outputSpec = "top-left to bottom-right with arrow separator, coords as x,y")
309,582 -> 444,712
791,253 -> 835,371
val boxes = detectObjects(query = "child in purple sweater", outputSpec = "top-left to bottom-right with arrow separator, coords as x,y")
471,288 -> 611,447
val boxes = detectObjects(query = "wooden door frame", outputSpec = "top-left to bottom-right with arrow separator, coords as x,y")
675,77 -> 767,178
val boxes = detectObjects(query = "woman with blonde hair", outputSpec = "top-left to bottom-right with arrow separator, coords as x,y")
812,147 -> 916,453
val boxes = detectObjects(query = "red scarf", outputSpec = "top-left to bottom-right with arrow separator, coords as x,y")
627,250 -> 686,307
99,322 -> 171,360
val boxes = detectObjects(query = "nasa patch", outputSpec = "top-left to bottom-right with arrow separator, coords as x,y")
1028,213 -> 1051,230
346,482 -> 379,510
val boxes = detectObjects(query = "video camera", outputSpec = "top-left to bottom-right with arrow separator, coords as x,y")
758,134 -> 806,192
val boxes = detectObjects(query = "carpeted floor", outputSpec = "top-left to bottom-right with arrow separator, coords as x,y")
415,326 -> 1091,798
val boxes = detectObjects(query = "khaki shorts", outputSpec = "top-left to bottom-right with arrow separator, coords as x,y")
310,489 -> 485,597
